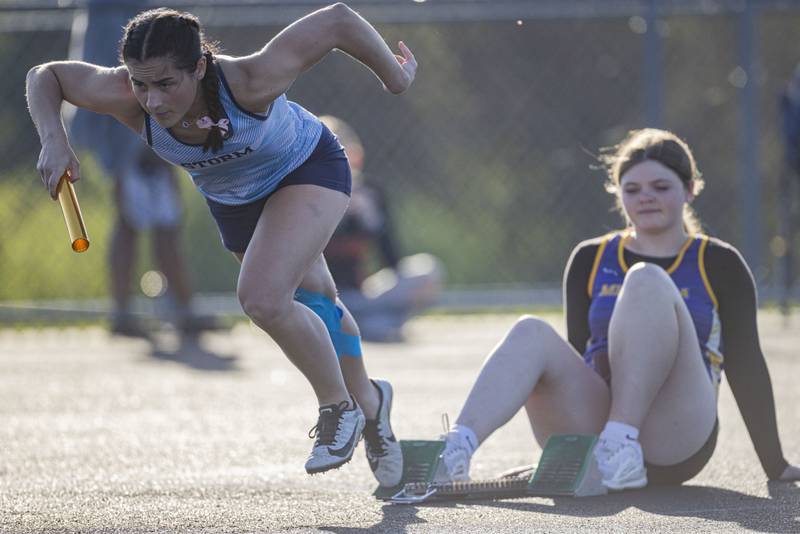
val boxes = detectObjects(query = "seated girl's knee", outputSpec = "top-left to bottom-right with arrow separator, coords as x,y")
628,261 -> 668,276
624,262 -> 672,290
510,315 -> 553,340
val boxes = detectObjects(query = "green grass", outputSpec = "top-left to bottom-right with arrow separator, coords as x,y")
0,159 -> 113,300
0,156 -> 241,302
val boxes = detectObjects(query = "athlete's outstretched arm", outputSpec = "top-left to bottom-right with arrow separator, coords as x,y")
709,244 -> 799,481
26,61 -> 141,198
233,3 -> 416,107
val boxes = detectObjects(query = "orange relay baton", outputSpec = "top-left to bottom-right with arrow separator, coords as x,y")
56,171 -> 89,253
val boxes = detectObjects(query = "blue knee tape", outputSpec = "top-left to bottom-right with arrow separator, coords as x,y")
294,288 -> 362,358
330,331 -> 363,358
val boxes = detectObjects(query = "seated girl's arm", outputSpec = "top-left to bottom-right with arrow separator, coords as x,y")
227,3 -> 416,110
563,240 -> 599,354
26,61 -> 142,197
707,240 -> 794,480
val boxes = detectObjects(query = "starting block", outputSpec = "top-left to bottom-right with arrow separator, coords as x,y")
375,434 -> 607,504
373,440 -> 446,501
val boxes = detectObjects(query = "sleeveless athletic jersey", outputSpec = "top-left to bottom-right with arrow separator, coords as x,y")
584,232 -> 723,388
141,65 -> 323,205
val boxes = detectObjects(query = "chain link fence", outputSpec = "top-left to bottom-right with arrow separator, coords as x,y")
2,0 -> 799,317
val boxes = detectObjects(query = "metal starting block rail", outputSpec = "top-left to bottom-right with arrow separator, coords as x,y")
374,434 -> 607,504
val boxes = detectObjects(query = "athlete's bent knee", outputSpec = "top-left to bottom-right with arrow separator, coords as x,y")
238,289 -> 292,327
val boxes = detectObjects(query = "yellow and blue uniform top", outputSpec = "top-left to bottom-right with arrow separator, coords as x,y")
584,232 -> 723,388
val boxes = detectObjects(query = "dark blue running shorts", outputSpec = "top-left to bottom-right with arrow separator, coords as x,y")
646,418 -> 719,485
205,124 -> 351,253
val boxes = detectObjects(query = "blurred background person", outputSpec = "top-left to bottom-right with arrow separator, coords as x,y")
107,143 -> 220,337
69,0 -> 218,337
320,115 -> 444,342
779,64 -> 800,177
777,63 -> 800,314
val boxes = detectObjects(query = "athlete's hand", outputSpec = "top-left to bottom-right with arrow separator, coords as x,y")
388,41 -> 416,94
779,464 -> 800,481
37,140 -> 80,199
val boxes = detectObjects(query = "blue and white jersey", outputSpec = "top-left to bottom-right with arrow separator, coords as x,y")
141,64 -> 323,205
584,232 -> 723,388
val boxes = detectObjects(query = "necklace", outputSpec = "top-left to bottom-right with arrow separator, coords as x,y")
181,113 -> 207,128
181,115 -> 231,134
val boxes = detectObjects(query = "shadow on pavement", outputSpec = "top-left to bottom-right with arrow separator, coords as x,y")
381,482 -> 800,533
318,504 -> 427,534
148,332 -> 238,372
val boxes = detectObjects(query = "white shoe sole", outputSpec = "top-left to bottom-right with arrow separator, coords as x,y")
306,454 -> 355,475
602,474 -> 648,491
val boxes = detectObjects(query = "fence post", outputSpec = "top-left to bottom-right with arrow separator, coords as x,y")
739,0 -> 761,278
644,0 -> 663,128
777,168 -> 794,316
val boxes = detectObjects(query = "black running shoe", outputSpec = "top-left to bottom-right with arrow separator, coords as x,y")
363,379 -> 403,486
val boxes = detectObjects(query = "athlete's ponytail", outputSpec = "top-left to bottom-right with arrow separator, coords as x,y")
199,51 -> 226,153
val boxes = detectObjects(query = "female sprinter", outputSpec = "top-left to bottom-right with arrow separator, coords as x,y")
26,3 -> 415,486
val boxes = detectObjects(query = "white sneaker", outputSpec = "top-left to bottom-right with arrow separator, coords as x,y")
593,436 -> 648,490
437,432 -> 473,482
305,397 -> 365,475
363,379 -> 403,487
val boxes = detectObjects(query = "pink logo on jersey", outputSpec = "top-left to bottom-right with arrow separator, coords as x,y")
195,117 -> 230,134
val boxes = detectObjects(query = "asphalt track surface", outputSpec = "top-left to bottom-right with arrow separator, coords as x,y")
1,312 -> 798,533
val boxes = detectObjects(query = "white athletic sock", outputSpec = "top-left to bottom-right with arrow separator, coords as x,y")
601,420 -> 639,442
448,424 -> 479,455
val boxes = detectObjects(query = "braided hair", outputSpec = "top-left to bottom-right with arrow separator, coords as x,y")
121,9 -> 226,153
199,51 -> 226,153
